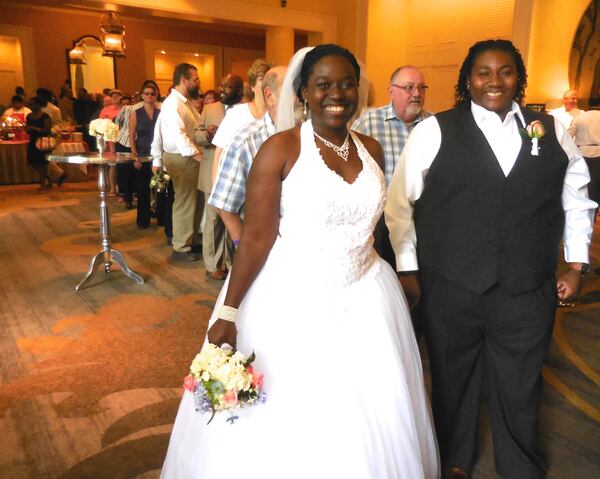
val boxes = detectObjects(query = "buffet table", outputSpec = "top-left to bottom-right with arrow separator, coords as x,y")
0,140 -> 35,185
0,140 -> 89,185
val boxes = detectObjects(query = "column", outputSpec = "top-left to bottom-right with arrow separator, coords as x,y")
266,26 -> 295,65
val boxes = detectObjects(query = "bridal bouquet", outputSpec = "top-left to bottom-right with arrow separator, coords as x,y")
184,343 -> 266,424
149,170 -> 171,192
89,118 -> 119,142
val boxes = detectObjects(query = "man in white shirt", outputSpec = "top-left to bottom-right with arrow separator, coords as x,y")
3,95 -> 32,119
386,40 -> 596,479
36,88 -> 63,126
549,89 -> 583,130
569,97 -> 600,215
151,63 -> 203,262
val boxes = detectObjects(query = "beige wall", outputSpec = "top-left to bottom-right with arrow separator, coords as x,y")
526,0 -> 590,107
364,0 -> 590,113
365,0 -> 516,113
0,36 -> 24,104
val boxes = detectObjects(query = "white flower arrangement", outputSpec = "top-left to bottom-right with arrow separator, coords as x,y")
185,343 -> 266,424
89,118 -> 119,142
149,170 -> 171,192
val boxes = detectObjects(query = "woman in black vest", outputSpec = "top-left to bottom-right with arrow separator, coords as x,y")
385,39 -> 596,479
129,80 -> 161,229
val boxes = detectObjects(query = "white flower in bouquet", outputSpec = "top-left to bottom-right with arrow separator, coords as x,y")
89,118 -> 119,141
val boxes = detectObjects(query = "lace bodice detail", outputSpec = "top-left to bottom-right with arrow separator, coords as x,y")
270,120 -> 386,287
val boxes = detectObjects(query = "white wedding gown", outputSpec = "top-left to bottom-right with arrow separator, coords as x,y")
161,120 -> 440,479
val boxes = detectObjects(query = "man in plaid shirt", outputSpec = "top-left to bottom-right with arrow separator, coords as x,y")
352,66 -> 431,186
208,66 -> 286,243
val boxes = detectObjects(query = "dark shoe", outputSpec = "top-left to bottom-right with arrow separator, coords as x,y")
57,173 -> 67,186
171,250 -> 200,262
166,237 -> 173,246
137,223 -> 149,230
443,467 -> 469,479
206,270 -> 227,280
190,244 -> 202,254
125,202 -> 133,210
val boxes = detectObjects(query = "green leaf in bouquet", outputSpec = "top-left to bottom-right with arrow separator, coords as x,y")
204,380 -> 224,403
206,407 -> 216,425
243,351 -> 256,367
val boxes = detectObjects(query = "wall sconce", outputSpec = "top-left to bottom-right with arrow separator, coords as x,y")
68,43 -> 86,65
100,11 -> 126,58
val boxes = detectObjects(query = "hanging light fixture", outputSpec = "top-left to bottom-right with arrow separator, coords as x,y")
68,43 -> 86,65
100,11 -> 126,57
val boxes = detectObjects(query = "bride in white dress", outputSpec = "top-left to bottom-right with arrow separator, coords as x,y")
160,45 -> 440,479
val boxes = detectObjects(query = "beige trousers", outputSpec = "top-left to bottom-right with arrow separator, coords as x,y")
162,152 -> 200,253
201,200 -> 233,272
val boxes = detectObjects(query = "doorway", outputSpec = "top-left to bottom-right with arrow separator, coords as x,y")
0,35 -> 24,107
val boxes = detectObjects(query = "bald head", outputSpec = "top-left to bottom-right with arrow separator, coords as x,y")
563,89 -> 578,112
262,66 -> 287,121
388,66 -> 427,123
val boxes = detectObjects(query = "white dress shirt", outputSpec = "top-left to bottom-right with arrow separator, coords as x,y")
42,103 -> 62,126
385,101 -> 596,272
150,89 -> 200,161
550,106 -> 583,131
212,103 -> 256,150
569,110 -> 600,158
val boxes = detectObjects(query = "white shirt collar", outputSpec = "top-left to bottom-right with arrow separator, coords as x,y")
171,88 -> 188,104
470,100 -> 525,127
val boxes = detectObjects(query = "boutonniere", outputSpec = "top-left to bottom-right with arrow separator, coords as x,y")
522,120 -> 545,156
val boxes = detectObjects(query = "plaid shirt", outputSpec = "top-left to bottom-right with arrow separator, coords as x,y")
208,114 -> 276,214
352,104 -> 430,185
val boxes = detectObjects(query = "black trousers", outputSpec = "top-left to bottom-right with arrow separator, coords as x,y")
156,180 -> 174,239
115,143 -> 135,202
135,162 -> 153,228
419,269 -> 556,478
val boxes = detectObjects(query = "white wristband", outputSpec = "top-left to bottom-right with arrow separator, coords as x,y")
218,305 -> 238,323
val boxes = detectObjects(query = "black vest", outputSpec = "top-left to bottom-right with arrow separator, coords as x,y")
414,106 -> 568,295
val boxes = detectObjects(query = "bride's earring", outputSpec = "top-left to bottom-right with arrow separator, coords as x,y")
302,100 -> 308,121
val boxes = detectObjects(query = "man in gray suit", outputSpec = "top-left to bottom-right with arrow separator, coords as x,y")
194,75 -> 243,279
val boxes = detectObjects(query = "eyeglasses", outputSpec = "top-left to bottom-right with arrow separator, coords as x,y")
142,91 -> 157,96
390,83 -> 429,94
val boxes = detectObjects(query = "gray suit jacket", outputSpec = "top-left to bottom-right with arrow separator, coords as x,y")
194,102 -> 226,193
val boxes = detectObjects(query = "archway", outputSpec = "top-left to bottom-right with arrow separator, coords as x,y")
570,0 -> 600,106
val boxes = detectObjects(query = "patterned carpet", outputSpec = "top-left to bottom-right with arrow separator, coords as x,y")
0,180 -> 598,478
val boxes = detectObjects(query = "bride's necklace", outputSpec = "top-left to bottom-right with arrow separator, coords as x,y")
313,131 -> 350,161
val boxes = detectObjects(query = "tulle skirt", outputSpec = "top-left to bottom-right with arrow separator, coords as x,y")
160,253 -> 440,478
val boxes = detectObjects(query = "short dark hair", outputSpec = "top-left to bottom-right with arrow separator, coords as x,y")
173,63 -> 197,86
296,44 -> 360,103
455,39 -> 527,107
15,86 -> 25,96
141,79 -> 160,98
28,96 -> 44,109
36,88 -> 53,104
11,95 -> 24,104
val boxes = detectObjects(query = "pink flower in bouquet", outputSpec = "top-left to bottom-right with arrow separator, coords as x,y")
246,366 -> 264,389
223,390 -> 238,407
183,374 -> 197,392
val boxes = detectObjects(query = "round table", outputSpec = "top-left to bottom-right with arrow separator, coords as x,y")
48,152 -> 152,291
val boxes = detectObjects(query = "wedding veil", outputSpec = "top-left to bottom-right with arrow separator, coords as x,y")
275,46 -> 370,133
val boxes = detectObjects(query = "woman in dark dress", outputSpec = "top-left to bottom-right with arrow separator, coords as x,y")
129,80 -> 161,229
26,96 -> 52,191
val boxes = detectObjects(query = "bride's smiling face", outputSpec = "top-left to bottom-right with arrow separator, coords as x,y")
301,55 -> 358,131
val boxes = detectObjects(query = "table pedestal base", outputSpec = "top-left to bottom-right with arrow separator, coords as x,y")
76,248 -> 144,291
